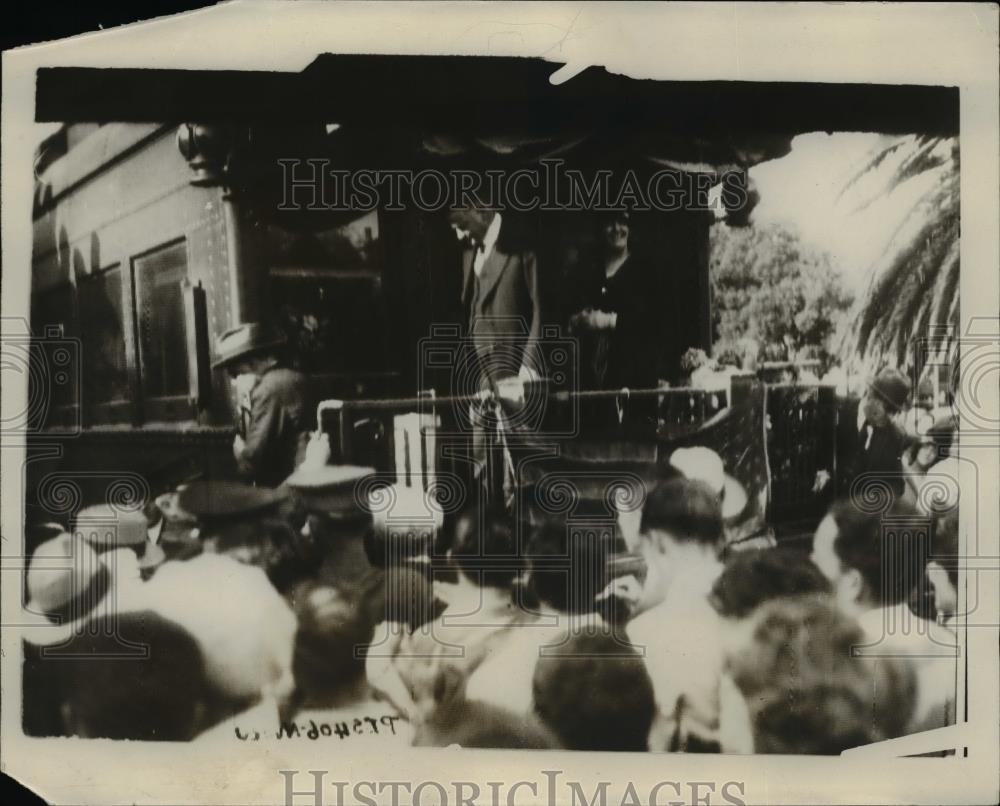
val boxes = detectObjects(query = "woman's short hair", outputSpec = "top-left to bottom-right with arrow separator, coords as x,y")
728,595 -> 917,752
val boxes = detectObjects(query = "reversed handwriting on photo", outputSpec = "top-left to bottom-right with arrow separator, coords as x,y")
234,715 -> 403,742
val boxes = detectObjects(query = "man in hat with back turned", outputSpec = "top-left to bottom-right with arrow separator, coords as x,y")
282,463 -> 379,595
176,480 -> 312,594
213,322 -> 314,488
845,367 -> 911,501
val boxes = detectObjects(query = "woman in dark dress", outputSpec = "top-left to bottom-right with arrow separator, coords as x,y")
567,212 -> 659,431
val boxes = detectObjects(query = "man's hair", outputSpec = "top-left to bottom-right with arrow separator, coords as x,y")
450,505 -> 527,589
288,581 -> 375,704
828,499 -> 928,606
710,548 -> 832,619
532,633 -> 656,751
526,514 -> 615,615
58,611 -> 208,741
639,477 -> 723,547
729,595 -> 917,753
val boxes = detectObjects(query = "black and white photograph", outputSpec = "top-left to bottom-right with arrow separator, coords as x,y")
2,3 -> 998,805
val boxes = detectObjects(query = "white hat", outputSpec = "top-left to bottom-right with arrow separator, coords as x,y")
22,532 -> 156,647
22,533 -> 110,646
74,503 -> 166,570
669,447 -> 748,520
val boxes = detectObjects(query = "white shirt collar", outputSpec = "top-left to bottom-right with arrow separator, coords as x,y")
473,212 -> 502,276
481,212 -> 501,254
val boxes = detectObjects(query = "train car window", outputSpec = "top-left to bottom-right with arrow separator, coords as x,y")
132,240 -> 193,420
78,264 -> 130,423
28,282 -> 80,428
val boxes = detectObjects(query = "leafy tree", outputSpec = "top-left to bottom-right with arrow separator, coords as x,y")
709,221 -> 853,365
836,135 -> 959,371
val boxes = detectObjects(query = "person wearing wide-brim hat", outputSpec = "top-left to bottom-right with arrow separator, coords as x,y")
73,502 -> 167,578
283,464 -> 383,593
849,367 -> 911,500
176,479 -> 318,594
178,479 -> 289,547
669,447 -> 749,522
20,531 -> 148,648
19,531 -> 115,736
212,322 -> 313,488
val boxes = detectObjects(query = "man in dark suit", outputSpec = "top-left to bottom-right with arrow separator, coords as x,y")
845,367 -> 911,500
213,323 -> 314,488
448,205 -> 544,497
450,207 -> 543,387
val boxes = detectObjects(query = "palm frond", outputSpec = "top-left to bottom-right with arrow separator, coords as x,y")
842,134 -> 959,369
863,210 -> 959,366
846,138 -> 950,216
885,135 -> 947,194
837,137 -> 908,202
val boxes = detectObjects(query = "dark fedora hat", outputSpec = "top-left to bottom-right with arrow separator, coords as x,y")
177,480 -> 288,523
868,368 -> 910,412
211,322 -> 287,370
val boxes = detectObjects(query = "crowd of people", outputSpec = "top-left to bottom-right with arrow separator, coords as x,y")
22,193 -> 962,752
21,427 -> 959,753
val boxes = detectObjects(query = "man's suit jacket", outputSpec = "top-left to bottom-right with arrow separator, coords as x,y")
236,365 -> 312,487
849,420 -> 908,500
461,241 -> 543,387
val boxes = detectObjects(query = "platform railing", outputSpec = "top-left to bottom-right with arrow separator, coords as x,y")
314,380 -> 839,531
316,383 -> 736,505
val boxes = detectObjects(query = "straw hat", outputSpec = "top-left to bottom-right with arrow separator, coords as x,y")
669,446 -> 748,520
74,503 -> 166,570
22,532 -> 111,646
211,322 -> 286,370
